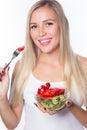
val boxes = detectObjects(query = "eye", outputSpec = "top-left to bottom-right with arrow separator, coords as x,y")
46,22 -> 54,26
30,25 -> 38,29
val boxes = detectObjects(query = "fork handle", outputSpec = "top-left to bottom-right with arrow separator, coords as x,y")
3,60 -> 12,72
0,60 -> 11,80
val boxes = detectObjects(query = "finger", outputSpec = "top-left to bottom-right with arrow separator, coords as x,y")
0,64 -> 8,80
65,99 -> 73,108
0,73 -> 3,81
0,67 -> 10,82
34,102 -> 47,113
0,70 -> 5,81
46,108 -> 57,115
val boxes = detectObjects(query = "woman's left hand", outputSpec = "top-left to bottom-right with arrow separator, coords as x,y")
34,102 -> 60,115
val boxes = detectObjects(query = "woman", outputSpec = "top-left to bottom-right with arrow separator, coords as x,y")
0,0 -> 87,130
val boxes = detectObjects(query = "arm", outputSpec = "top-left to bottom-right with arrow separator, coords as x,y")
70,56 -> 87,128
70,103 -> 87,128
0,61 -> 24,129
0,97 -> 23,129
35,56 -> 87,127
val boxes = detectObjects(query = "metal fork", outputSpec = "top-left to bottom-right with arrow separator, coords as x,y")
0,46 -> 24,79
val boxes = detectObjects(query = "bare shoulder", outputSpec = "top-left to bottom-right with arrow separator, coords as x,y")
77,55 -> 87,69
78,55 -> 87,63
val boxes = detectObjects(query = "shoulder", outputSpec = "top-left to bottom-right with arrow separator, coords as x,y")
77,55 -> 87,63
77,55 -> 87,70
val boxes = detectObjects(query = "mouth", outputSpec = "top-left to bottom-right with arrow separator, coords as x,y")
39,38 -> 52,46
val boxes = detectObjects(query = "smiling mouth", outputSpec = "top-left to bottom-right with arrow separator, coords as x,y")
39,39 -> 51,46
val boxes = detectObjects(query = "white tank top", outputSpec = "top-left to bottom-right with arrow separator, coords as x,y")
23,73 -> 84,130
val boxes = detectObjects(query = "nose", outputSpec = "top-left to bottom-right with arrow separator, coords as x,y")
39,26 -> 46,37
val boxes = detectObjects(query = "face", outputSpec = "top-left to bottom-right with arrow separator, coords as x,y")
30,6 -> 60,54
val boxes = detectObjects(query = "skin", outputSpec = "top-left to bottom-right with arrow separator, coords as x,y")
0,5 -> 87,129
30,6 -> 64,82
30,6 -> 64,114
0,62 -> 23,130
30,6 -> 60,54
30,5 -> 87,127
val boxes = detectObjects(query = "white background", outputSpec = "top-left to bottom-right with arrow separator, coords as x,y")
0,0 -> 87,130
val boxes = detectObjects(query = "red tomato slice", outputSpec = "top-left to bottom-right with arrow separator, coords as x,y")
36,83 -> 65,99
17,46 -> 24,51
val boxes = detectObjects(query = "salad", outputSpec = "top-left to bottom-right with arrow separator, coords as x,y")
35,82 -> 67,110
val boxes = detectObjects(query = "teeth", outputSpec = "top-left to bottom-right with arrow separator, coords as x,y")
40,39 -> 50,43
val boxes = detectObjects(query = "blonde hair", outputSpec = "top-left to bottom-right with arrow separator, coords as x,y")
10,0 -> 87,106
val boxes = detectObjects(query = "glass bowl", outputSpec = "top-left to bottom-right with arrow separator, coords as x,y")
35,82 -> 69,111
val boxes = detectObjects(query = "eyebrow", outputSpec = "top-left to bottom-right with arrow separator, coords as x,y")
30,19 -> 56,25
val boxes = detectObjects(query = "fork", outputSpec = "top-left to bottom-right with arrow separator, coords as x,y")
0,46 -> 24,79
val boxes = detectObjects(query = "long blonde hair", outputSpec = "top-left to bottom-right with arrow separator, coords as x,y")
10,0 -> 87,106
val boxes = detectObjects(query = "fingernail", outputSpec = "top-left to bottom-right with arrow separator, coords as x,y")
44,107 -> 46,110
2,70 -> 5,74
0,73 -> 3,77
67,101 -> 70,105
66,100 -> 73,108
34,103 -> 38,107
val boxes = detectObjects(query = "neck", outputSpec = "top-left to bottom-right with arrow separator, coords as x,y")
38,50 -> 63,66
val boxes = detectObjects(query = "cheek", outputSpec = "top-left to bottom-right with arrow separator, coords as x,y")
30,31 -> 39,46
49,26 -> 60,37
30,31 -> 35,40
54,27 -> 60,36
54,27 -> 60,43
30,30 -> 38,41
51,27 -> 60,44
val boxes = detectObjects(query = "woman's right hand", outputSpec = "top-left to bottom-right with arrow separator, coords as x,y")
0,66 -> 10,100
